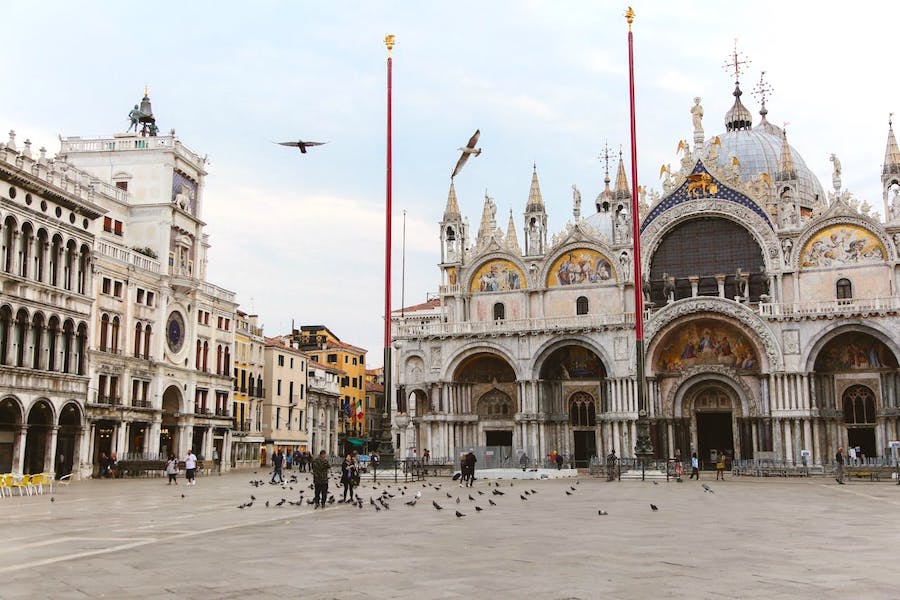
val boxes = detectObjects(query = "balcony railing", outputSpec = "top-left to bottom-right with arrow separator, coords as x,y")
95,395 -> 121,406
394,312 -> 634,339
131,399 -> 152,408
759,296 -> 900,319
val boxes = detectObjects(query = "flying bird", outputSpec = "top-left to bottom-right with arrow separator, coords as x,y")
451,129 -> 481,179
276,140 -> 328,154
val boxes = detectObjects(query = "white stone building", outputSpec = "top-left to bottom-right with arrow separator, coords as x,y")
307,360 -> 343,456
392,75 -> 900,468
57,93 -> 237,475
0,131 -> 104,477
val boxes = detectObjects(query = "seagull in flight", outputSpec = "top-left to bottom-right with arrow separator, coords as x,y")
451,129 -> 481,179
276,139 -> 328,154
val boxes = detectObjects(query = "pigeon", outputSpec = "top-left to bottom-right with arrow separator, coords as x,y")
565,491 -> 573,496
530,489 -> 538,494
415,491 -> 422,499
50,497 -> 55,503
275,499 -> 286,507
702,484 -> 714,494
653,481 -> 659,485
598,510 -> 608,516
477,490 -> 485,495
570,486 -> 577,491
405,498 -> 418,506
446,493 -> 453,499
492,489 -> 504,496
468,494 -> 475,501
488,499 -> 497,506
450,129 -> 481,179
276,140 -> 328,154
181,494 -> 185,499
455,510 -> 466,518
238,503 -> 247,509
474,506 -> 483,512
456,497 -> 461,504
523,490 -> 531,496
370,498 -> 377,506
374,503 -> 381,512
265,501 -> 270,507
250,495 -> 256,500
650,504 -> 659,512
246,502 -> 253,508
520,495 -> 528,501
433,501 -> 443,510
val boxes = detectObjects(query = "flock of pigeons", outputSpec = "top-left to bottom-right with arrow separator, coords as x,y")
278,129 -> 483,181
230,470 -> 718,519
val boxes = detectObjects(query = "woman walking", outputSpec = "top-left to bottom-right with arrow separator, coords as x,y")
340,453 -> 358,502
166,454 -> 179,485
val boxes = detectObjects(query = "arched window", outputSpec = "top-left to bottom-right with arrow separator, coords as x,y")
569,391 -> 596,426
31,312 -> 44,369
836,278 -> 852,301
224,347 -> 231,374
843,385 -> 876,424
110,316 -> 120,353
143,325 -> 151,358
202,341 -> 209,372
216,345 -> 223,375
493,302 -> 505,321
576,296 -> 589,315
99,314 -> 109,352
195,339 -> 202,369
134,323 -> 143,357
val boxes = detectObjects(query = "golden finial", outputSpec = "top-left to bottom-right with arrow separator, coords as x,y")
624,6 -> 635,29
384,34 -> 396,56
144,85 -> 149,97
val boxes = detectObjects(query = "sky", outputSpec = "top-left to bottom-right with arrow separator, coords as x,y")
3,1 -> 900,366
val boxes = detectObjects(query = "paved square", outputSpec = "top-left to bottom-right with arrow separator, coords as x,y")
1,470 -> 897,599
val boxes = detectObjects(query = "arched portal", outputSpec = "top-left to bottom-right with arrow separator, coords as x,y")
160,385 -> 182,458
57,403 -> 82,478
25,400 -> 53,474
453,352 -> 517,452
689,384 -> 738,468
842,384 -> 877,458
0,397 -> 23,472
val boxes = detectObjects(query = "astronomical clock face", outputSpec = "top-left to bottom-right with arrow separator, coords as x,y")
166,311 -> 185,354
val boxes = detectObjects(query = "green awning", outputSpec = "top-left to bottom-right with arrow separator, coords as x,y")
347,438 -> 366,447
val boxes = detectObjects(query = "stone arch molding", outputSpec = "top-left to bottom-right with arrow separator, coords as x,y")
791,215 -> 894,271
801,320 -> 900,372
527,334 -> 614,380
403,353 -> 426,385
646,296 -> 783,371
441,340 -> 522,382
640,199 -> 781,274
668,367 -> 755,419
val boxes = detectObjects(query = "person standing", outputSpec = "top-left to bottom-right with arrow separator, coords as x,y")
184,449 -> 197,486
465,450 -> 477,487
340,454 -> 358,503
689,452 -> 700,480
555,451 -> 564,470
715,451 -> 726,481
606,449 -> 618,481
312,450 -> 330,508
271,448 -> 284,484
458,453 -> 467,487
370,451 -> 379,483
835,447 -> 845,484
166,454 -> 179,485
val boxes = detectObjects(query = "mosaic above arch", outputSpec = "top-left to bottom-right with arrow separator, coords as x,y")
799,224 -> 886,268
814,332 -> 898,371
470,259 -> 526,293
654,318 -> 759,373
546,249 -> 615,286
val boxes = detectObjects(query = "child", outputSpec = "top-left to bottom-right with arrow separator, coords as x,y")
716,451 -> 726,481
166,454 -> 179,485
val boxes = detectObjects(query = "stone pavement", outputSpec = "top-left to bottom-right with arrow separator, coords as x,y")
1,469 -> 898,599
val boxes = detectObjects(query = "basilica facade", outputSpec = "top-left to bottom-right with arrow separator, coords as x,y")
391,78 -> 900,468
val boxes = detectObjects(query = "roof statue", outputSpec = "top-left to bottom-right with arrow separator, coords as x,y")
572,184 -> 582,219
830,153 -> 842,192
127,88 -> 158,137
691,97 -> 704,147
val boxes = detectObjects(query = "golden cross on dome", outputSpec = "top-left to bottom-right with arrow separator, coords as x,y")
599,141 -> 612,178
752,71 -> 773,110
722,39 -> 751,83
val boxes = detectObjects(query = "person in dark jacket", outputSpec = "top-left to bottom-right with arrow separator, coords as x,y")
464,450 -> 477,487
271,449 -> 284,484
340,454 -> 358,502
312,450 -> 330,508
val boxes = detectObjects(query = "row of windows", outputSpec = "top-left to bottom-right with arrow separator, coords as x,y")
1,216 -> 91,294
312,353 -> 363,366
5,191 -> 91,229
101,277 -> 124,298
196,310 -> 231,331
493,296 -> 591,321
0,307 -> 87,374
194,340 -> 231,375
102,216 -> 123,236
274,407 -> 305,430
135,288 -> 155,307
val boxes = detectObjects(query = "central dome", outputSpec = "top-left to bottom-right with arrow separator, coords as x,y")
705,127 -> 826,208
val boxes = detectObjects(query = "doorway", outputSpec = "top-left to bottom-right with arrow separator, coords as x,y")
485,430 -> 512,448
696,412 -> 733,469
573,430 -> 596,467
847,428 -> 876,459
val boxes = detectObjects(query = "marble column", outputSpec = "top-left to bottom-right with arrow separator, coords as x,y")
46,426 -> 59,475
783,420 -> 793,464
14,426 -> 27,474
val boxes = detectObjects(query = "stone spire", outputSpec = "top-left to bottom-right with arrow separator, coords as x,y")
506,209 -> 521,254
525,163 -> 544,212
613,150 -> 631,202
883,115 -> 900,178
443,181 -> 461,221
775,127 -> 796,182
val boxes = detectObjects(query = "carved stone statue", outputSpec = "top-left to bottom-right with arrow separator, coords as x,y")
893,232 -> 900,248
619,250 -> 630,276
128,105 -> 143,132
572,184 -> 582,219
736,267 -> 749,300
781,238 -> 793,262
691,97 -> 704,145
641,272 -> 651,304
830,153 -> 842,192
890,187 -> 900,221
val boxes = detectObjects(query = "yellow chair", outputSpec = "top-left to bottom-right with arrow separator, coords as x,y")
0,474 -> 12,498
10,474 -> 30,496
28,473 -> 47,495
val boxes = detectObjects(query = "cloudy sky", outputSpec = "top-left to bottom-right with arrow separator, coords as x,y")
3,1 -> 898,365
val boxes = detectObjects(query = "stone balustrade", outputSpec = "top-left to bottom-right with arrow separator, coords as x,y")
758,296 -> 900,319
395,312 -> 634,339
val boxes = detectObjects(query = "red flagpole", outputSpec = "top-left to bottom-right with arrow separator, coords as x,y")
382,34 -> 395,450
625,7 -> 652,464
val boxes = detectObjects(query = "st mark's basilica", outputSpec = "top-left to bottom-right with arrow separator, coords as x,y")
391,64 -> 900,468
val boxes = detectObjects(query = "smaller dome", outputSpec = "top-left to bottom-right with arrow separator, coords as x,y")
725,83 -> 752,131
583,211 -> 614,241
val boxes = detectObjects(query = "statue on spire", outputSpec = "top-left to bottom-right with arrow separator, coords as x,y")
572,184 -> 582,219
830,153 -> 842,192
691,97 -> 704,147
